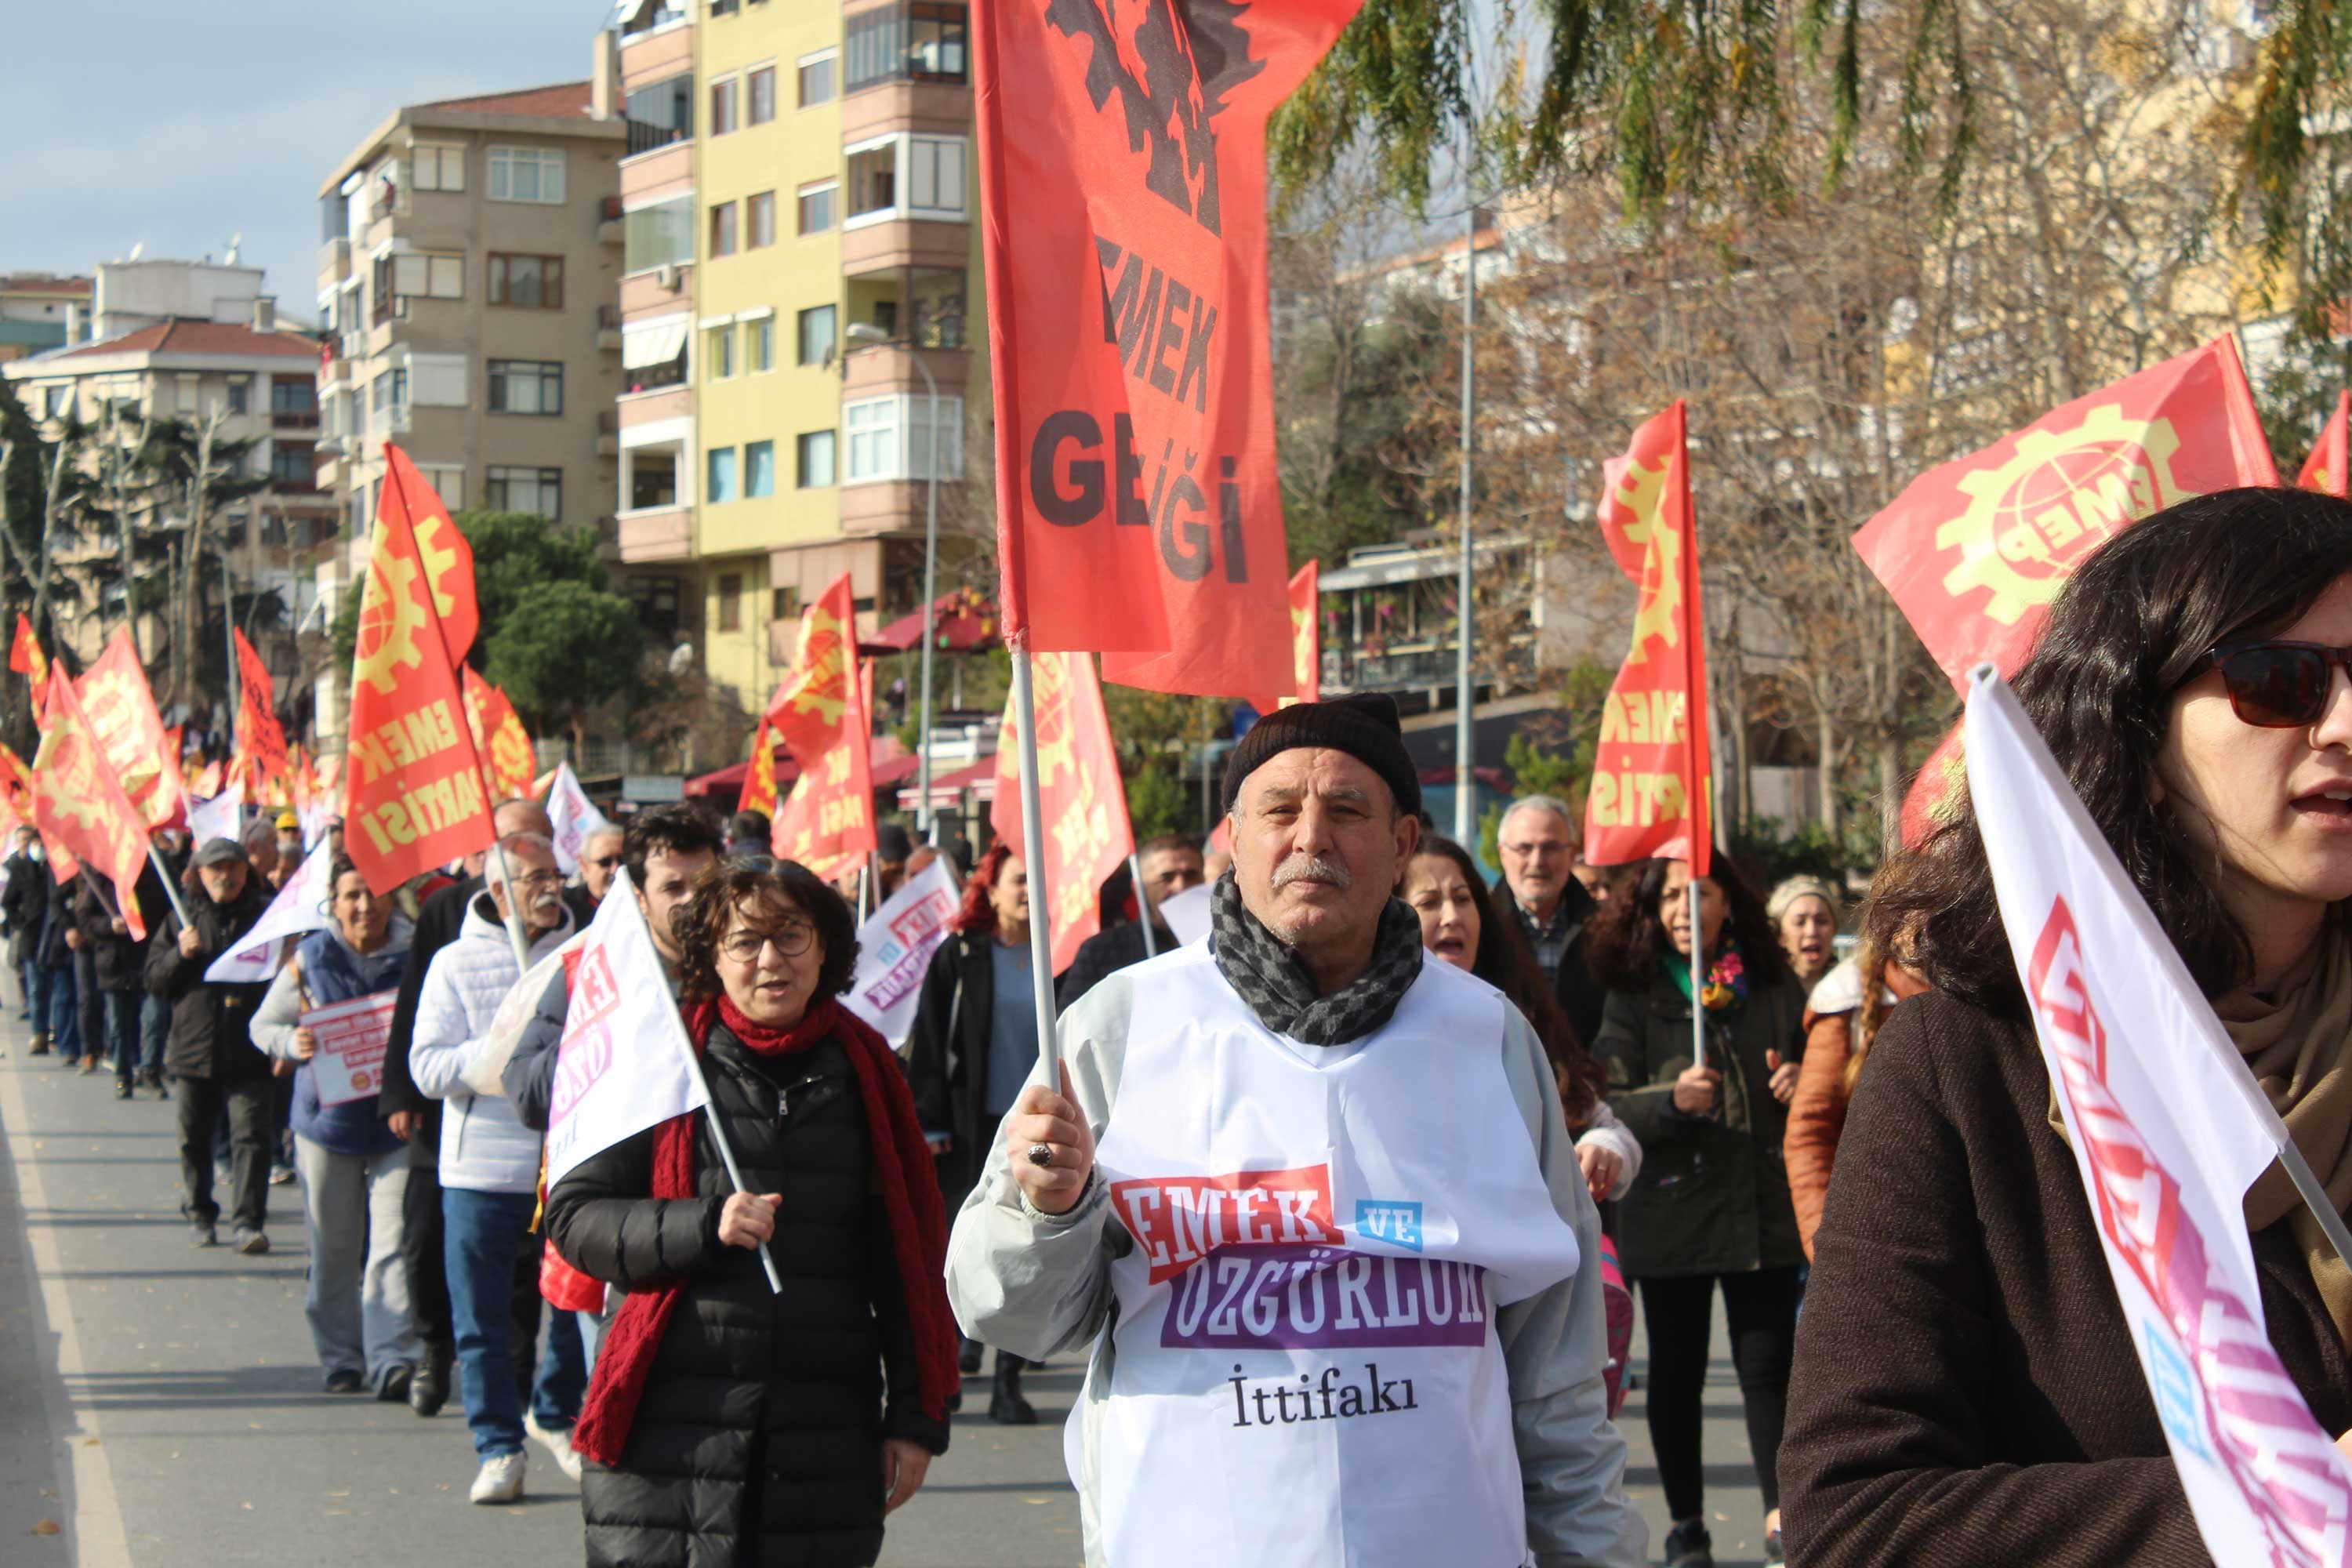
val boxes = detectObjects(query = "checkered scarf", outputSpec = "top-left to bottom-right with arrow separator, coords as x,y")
1208,870 -> 1425,1046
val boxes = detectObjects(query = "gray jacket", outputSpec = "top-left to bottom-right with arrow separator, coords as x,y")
943,960 -> 1648,1568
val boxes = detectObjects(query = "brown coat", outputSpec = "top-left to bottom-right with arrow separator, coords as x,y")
1780,989 -> 2352,1566
1784,960 -> 1927,1259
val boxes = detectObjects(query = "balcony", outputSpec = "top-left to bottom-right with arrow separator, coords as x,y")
620,266 -> 693,315
597,410 -> 619,458
599,194 -> 625,248
619,138 -> 693,201
317,237 -> 351,292
617,504 -> 692,563
596,304 -> 622,352
272,408 -> 319,431
626,120 -> 688,158
841,341 -> 968,397
617,384 -> 691,428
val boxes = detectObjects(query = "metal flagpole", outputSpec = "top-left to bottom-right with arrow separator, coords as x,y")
145,844 -> 191,927
1011,647 -> 1062,1082
1451,117 -> 1478,844
1690,877 -> 1707,1073
1130,851 -> 1156,959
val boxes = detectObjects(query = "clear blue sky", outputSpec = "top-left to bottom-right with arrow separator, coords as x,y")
0,0 -> 610,329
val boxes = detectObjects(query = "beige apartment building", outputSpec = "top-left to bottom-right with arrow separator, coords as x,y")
313,75 -> 628,742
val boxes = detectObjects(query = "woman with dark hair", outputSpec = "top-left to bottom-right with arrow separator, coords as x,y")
1588,851 -> 1806,1568
902,841 -> 1047,1422
1398,836 -> 1639,1201
1781,489 -> 2352,1566
544,858 -> 958,1568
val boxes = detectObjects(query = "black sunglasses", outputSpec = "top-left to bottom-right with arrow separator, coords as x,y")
2201,641 -> 2352,728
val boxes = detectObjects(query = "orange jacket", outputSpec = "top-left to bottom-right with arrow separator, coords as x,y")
1786,959 -> 1929,1259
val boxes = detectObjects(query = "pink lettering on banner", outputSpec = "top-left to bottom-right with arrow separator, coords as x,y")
2030,900 -> 2352,1566
1112,1165 -> 1338,1286
549,1022 -> 615,1127
570,947 -> 619,1032
890,889 -> 955,950
1160,1243 -> 1489,1351
862,945 -> 932,1014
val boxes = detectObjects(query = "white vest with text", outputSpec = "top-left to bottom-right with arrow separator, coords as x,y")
1078,943 -> 1581,1568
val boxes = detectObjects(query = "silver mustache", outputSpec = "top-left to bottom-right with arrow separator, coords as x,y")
1272,855 -> 1351,891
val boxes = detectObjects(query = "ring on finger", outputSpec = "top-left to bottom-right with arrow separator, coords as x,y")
1026,1142 -> 1056,1169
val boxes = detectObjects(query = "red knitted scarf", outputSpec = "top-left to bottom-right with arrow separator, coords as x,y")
569,993 -> 961,1467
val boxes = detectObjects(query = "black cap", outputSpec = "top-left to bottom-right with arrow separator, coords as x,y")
191,837 -> 249,869
876,822 -> 914,862
1221,693 -> 1422,819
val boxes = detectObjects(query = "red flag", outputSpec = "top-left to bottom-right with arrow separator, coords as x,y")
460,667 -> 538,804
1583,403 -> 1713,877
30,668 -> 150,938
2299,391 -> 2350,498
234,628 -> 291,803
768,575 -> 877,880
0,742 -> 74,880
1853,335 -> 2278,692
991,652 -> 1136,971
76,630 -> 185,829
978,0 -> 1358,697
1286,561 -> 1320,706
10,614 -> 47,684
738,716 -> 780,818
343,445 -> 495,892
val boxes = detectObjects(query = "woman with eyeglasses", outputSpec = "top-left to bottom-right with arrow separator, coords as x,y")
1782,490 -> 2352,1565
902,841 -> 1049,1424
546,858 -> 957,1568
252,856 -> 421,1397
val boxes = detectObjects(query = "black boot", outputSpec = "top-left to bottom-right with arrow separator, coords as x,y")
988,1353 -> 1036,1425
409,1341 -> 451,1417
958,1335 -> 984,1376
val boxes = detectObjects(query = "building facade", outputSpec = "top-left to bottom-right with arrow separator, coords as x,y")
610,0 -> 975,728
0,272 -> 93,364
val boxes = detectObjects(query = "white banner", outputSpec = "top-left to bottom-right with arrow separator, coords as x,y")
545,761 -> 612,876
543,867 -> 708,1187
204,838 -> 337,982
187,786 -> 242,849
303,989 -> 397,1108
842,856 -> 960,1048
1965,666 -> 2352,1564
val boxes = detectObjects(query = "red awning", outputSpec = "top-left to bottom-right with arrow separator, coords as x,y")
858,589 -> 1000,656
896,753 -> 997,811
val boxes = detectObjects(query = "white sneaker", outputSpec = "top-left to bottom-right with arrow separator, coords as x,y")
524,1412 -> 585,1482
468,1451 -> 526,1504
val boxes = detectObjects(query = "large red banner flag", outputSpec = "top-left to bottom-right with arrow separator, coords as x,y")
1583,402 -> 1713,878
738,716 -> 780,818
1852,335 -> 2278,692
990,651 -> 1136,971
2299,391 -> 2350,497
767,575 -> 877,880
76,629 -> 184,829
0,742 -> 75,880
343,444 -> 495,891
234,629 -> 291,802
977,0 -> 1359,697
10,614 -> 47,685
460,666 -> 538,804
30,668 -> 151,938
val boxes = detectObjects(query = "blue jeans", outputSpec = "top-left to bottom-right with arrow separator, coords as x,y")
19,960 -> 47,1034
103,991 -> 141,1087
140,993 -> 168,1079
443,1188 -> 584,1458
44,963 -> 76,1059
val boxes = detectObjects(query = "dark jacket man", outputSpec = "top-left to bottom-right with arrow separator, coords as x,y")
144,869 -> 275,1082
1054,917 -> 1175,1011
1497,869 -> 1606,1051
2,844 -> 47,969
379,873 -> 482,1149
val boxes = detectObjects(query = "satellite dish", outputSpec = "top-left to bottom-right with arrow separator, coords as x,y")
224,233 -> 242,265
127,241 -> 144,261
667,639 -> 694,675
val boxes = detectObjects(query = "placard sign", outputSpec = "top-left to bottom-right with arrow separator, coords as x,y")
302,989 -> 398,1108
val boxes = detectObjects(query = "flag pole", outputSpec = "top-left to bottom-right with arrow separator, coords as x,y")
477,757 -> 532,972
1689,877 -> 1707,1073
1130,851 -> 1156,959
1010,645 -> 1062,1083
145,843 -> 191,927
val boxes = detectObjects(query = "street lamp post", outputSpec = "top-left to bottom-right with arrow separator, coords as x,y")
846,321 -> 941,841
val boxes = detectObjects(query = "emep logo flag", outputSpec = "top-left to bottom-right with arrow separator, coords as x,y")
991,652 -> 1135,971
1583,402 -> 1713,877
1855,336 -> 2278,693
978,0 -> 1357,697
205,837 -> 337,982
461,666 -> 538,804
842,855 -> 960,1047
234,629 -> 291,803
2301,391 -> 2350,498
1965,667 -> 2352,1566
77,630 -> 183,829
543,868 -> 709,1187
737,716 -> 780,819
0,742 -> 77,882
1254,561 -> 1320,712
544,762 -> 611,876
31,668 -> 151,938
768,574 -> 877,880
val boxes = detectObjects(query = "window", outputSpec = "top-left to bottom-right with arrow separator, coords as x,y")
630,452 -> 679,510
626,74 -> 693,141
710,0 -> 738,13
270,445 -> 312,485
393,251 -> 464,299
227,381 -> 250,415
846,2 -> 967,90
797,430 -> 837,487
707,446 -> 739,503
706,324 -> 735,379
271,379 -> 317,415
717,573 -> 744,631
748,66 -> 776,124
746,440 -> 775,497
486,465 -> 562,518
847,134 -> 966,224
488,253 -> 564,309
797,180 -> 837,234
488,359 -> 564,416
909,267 -> 965,348
709,200 -> 739,257
622,317 -> 690,392
746,191 -> 775,249
799,49 -> 837,106
771,585 -> 799,620
847,143 -> 895,221
843,393 -> 963,482
908,136 -> 966,215
746,316 -> 774,372
625,197 -> 694,272
710,76 -> 739,136
371,367 -> 408,423
487,146 -> 565,204
422,466 -> 464,509
408,351 -> 469,407
908,2 -> 969,76
797,304 -> 837,366
41,386 -> 67,419
411,144 -> 466,191
632,575 -> 684,638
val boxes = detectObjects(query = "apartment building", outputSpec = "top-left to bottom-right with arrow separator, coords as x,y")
611,0 -> 975,720
314,74 -> 627,742
0,272 -> 93,364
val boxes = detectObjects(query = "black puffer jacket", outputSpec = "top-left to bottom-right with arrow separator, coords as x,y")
74,863 -> 165,993
545,1022 -> 949,1568
2,851 -> 46,968
143,875 -> 275,1083
38,873 -> 76,971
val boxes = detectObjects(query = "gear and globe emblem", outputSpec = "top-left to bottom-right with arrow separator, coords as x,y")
1934,406 -> 2190,626
353,546 -> 431,698
1610,453 -> 1682,666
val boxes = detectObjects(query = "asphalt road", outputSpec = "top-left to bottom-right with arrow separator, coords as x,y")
0,996 -> 1769,1567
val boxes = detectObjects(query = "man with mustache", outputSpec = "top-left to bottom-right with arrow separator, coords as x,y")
409,832 -> 581,1505
946,693 -> 1644,1568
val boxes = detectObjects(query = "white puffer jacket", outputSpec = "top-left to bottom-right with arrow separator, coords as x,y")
410,896 -> 575,1194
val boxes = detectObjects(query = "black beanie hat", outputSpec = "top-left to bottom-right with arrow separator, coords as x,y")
1221,692 -> 1423,819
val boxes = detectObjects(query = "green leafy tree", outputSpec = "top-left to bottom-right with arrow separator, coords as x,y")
484,580 -> 644,758
1476,728 -> 1587,865
1124,758 -> 1192,840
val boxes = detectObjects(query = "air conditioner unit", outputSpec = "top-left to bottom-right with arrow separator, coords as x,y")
656,263 -> 678,291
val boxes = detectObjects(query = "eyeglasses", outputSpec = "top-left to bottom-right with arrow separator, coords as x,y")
720,922 -> 815,962
2200,641 -> 2352,728
586,855 -> 622,870
510,871 -> 564,891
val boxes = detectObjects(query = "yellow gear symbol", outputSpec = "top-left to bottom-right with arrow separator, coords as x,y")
1934,406 -> 2190,626
413,512 -> 466,622
781,605 -> 849,728
1612,453 -> 1682,666
353,546 -> 431,698
35,731 -> 103,835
